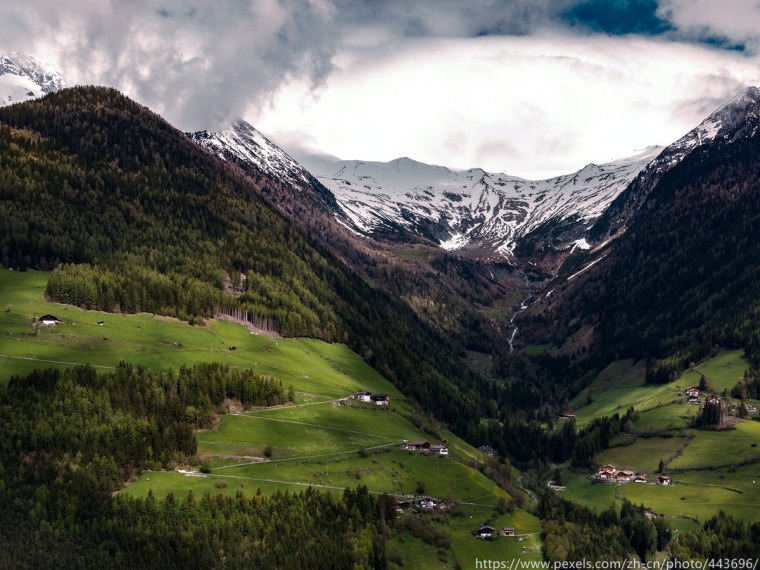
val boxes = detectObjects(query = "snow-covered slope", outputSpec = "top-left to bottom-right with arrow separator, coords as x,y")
0,53 -> 64,106
649,86 -> 760,174
305,147 -> 661,255
188,120 -> 317,192
190,116 -> 661,256
593,86 -> 760,239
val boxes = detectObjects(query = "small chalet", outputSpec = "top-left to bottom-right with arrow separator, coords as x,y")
615,470 -> 634,482
370,393 -> 390,406
502,527 -> 516,537
475,525 -> 496,539
417,497 -> 442,510
634,475 -> 648,484
38,314 -> 61,327
395,500 -> 413,513
478,445 -> 496,457
430,445 -> 449,456
593,464 -> 616,481
558,410 -> 576,419
685,387 -> 700,398
403,441 -> 430,452
657,475 -> 672,486
746,404 -> 758,414
354,391 -> 372,402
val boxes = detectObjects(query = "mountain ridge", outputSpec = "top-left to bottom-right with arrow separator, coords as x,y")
303,146 -> 662,257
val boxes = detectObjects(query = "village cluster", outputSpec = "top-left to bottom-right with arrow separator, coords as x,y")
590,464 -> 671,486
683,385 -> 757,414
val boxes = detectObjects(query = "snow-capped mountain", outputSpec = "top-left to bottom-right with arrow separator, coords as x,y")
185,86 -> 760,259
0,53 -> 64,107
303,148 -> 662,255
190,116 -> 661,256
593,85 -> 760,239
188,120 -> 341,220
654,86 -> 760,172
188,120 -> 318,193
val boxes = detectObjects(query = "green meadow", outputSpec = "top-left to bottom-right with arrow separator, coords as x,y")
594,435 -> 689,474
560,463 -> 760,526
668,420 -> 760,470
446,506 -> 543,567
0,269 -> 402,400
2,268 -> 526,565
386,506 -> 543,569
563,349 -> 760,526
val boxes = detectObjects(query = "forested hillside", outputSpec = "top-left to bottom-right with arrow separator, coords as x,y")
520,107 -> 760,381
0,364 -> 391,568
0,87 -> 487,431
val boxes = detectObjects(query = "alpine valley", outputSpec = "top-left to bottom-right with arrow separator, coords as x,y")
1,53 -> 760,567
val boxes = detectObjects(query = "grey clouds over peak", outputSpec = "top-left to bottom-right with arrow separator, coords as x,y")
2,1 -> 760,176
1,0 -> 339,131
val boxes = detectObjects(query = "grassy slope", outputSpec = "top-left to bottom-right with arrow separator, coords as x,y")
559,351 -> 760,525
1,268 -> 531,565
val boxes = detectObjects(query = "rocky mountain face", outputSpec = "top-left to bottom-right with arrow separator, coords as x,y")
303,148 -> 662,257
0,53 -> 64,107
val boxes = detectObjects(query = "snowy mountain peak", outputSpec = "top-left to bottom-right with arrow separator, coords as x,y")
652,85 -> 760,171
307,147 -> 662,256
0,53 -> 64,107
188,119 -> 315,191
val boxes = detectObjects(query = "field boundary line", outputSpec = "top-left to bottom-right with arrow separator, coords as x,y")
0,353 -> 116,369
213,441 -> 403,470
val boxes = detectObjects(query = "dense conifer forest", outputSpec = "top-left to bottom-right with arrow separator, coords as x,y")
520,126 -> 760,383
0,365 -> 390,568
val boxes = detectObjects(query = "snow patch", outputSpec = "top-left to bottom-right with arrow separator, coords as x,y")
440,233 -> 468,251
567,255 -> 607,281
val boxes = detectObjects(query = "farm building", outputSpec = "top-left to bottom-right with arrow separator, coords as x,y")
430,445 -> 449,456
38,314 -> 61,326
403,441 -> 430,452
475,525 -> 496,539
657,475 -> 672,486
370,393 -> 389,406
354,391 -> 372,402
478,445 -> 496,456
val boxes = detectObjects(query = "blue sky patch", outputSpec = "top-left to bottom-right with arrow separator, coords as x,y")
562,0 -> 673,36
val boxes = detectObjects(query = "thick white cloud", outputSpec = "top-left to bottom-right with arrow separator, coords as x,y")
659,0 -> 760,51
257,33 -> 760,178
0,0 -> 337,131
2,1 -> 760,177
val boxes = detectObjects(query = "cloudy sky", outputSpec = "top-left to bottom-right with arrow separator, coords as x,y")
3,0 -> 760,178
